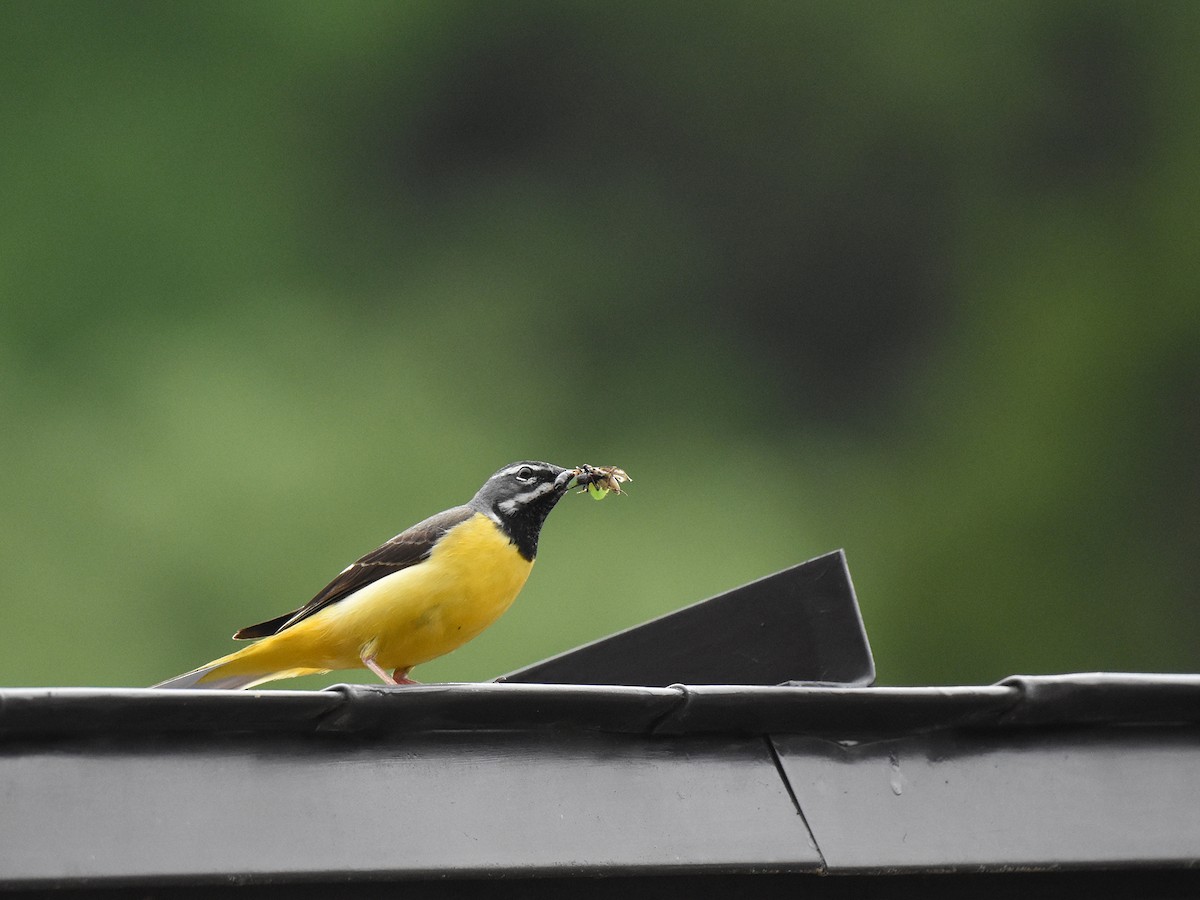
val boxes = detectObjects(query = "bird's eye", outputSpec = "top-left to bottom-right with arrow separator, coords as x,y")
516,466 -> 535,482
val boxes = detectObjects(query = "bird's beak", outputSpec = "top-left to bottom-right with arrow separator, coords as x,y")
555,468 -> 581,491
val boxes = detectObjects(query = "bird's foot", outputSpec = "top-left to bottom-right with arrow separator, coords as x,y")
393,667 -> 421,685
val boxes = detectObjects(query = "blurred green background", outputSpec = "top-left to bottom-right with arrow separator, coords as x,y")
2,1 -> 1197,690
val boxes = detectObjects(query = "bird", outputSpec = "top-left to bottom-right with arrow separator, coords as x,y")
154,461 -> 586,690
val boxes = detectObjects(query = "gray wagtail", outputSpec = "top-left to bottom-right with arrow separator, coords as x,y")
154,461 -> 615,689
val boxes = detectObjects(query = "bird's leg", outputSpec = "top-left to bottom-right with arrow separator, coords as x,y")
362,655 -> 397,686
360,655 -> 421,686
392,666 -> 421,685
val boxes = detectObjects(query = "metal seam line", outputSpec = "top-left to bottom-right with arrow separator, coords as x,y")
765,733 -> 827,873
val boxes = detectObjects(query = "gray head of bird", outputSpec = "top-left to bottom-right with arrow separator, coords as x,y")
469,461 -> 579,558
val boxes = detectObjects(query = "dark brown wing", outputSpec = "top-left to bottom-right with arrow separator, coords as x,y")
232,505 -> 477,640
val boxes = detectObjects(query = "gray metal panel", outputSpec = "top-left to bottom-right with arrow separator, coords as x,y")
0,730 -> 820,887
4,676 -> 1200,887
775,727 -> 1200,873
501,549 -> 875,687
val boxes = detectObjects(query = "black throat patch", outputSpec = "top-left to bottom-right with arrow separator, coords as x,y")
481,486 -> 566,562
493,488 -> 566,560
468,462 -> 572,563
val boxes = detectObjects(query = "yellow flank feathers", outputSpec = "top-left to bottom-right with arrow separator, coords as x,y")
194,513 -> 531,687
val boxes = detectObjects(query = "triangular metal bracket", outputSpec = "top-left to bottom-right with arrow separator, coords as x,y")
500,549 -> 875,687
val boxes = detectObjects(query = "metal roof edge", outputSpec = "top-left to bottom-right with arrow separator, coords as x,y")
2,672 -> 1197,739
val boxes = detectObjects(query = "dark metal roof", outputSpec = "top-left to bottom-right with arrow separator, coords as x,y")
2,674 -> 1198,891
2,673 -> 1199,738
2,552 -> 1198,893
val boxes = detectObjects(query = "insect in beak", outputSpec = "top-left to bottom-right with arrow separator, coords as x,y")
570,464 -> 632,500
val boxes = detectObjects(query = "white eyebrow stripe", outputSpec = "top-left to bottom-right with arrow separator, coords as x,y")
496,463 -> 560,480
496,481 -> 556,515
498,464 -> 536,477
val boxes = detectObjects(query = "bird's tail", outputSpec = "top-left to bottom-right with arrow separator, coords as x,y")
152,662 -> 265,690
151,639 -> 329,690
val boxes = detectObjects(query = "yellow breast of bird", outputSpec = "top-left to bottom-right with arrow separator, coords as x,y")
303,512 -> 534,671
